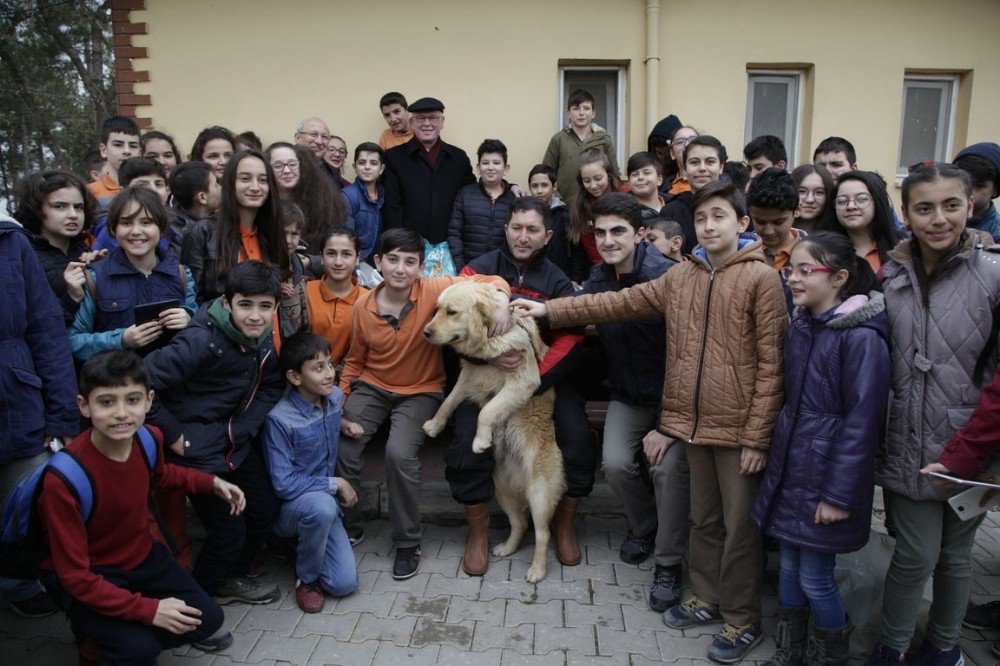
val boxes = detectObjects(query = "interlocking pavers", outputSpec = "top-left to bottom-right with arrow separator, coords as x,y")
351,612 -> 417,646
503,599 -> 563,627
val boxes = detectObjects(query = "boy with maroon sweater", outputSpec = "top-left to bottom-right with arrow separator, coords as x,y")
38,351 -> 244,663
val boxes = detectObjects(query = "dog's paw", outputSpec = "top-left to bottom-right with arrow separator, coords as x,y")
492,542 -> 516,557
471,436 -> 493,454
422,419 -> 444,438
525,564 -> 546,583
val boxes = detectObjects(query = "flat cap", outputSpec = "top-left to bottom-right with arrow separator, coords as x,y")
408,97 -> 445,113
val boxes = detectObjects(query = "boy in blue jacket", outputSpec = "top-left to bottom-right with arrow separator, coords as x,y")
263,332 -> 359,613
341,142 -> 386,263
144,260 -> 284,605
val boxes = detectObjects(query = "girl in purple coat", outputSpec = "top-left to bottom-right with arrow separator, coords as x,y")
751,232 -> 891,665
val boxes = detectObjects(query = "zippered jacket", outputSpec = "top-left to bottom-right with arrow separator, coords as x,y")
545,237 -> 787,449
878,234 -> 1000,500
143,298 -> 284,473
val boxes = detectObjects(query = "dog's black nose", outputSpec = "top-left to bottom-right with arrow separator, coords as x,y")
423,329 -> 432,339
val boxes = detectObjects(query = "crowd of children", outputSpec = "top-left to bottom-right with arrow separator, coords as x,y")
1,86 -> 1000,666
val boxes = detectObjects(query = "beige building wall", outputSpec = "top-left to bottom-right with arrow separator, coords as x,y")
132,0 -> 999,204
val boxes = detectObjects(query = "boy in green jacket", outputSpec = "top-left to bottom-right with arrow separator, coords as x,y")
542,89 -> 619,205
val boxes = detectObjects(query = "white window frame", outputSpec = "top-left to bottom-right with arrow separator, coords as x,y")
744,70 -> 804,167
557,66 -> 627,169
896,74 -> 958,178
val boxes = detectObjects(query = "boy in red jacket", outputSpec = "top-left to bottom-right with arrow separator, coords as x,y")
38,351 -> 244,664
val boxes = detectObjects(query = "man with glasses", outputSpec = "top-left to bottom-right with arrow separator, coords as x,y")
294,117 -> 342,187
383,97 -> 475,250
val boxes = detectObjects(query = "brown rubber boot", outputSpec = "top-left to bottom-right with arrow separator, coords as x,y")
462,502 -> 491,575
552,496 -> 582,565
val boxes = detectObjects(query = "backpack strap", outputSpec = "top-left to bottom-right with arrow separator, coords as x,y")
135,426 -> 158,471
135,426 -> 183,557
84,269 -> 98,302
46,451 -> 96,524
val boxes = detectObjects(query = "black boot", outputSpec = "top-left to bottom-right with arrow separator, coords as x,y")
764,606 -> 809,666
807,622 -> 851,665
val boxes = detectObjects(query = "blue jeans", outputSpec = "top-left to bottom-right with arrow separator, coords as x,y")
274,491 -> 358,597
778,543 -> 846,630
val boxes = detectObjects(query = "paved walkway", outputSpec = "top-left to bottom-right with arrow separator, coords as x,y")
3,506 -> 1000,665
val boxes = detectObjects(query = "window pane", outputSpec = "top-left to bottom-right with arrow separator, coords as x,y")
563,70 -> 618,143
751,81 -> 790,141
899,84 -> 944,168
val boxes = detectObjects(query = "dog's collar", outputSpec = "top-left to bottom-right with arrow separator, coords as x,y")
459,354 -> 490,366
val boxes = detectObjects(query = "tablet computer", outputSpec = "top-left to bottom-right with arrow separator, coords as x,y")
134,299 -> 181,326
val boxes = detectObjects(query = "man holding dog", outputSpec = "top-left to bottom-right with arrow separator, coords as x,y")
451,197 -> 594,575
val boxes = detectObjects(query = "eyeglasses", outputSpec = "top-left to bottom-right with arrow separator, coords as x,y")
299,130 -> 331,142
798,188 -> 826,201
328,148 -> 348,156
271,160 -> 300,172
413,114 -> 443,125
780,265 -> 833,281
671,136 -> 696,147
834,193 -> 873,209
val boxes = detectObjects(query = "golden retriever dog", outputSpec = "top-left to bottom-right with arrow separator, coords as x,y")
422,281 -> 566,582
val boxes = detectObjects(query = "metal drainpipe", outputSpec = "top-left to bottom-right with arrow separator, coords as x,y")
645,0 -> 662,134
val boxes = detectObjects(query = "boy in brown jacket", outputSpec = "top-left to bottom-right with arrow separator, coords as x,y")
514,180 -> 787,664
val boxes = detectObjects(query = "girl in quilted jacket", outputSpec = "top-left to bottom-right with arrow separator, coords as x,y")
868,163 -> 1000,666
750,232 -> 891,665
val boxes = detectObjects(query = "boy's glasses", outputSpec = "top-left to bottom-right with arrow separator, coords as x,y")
271,160 -> 300,172
834,194 -> 873,209
780,265 -> 833,281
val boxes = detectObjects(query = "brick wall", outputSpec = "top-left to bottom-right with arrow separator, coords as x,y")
110,0 -> 152,129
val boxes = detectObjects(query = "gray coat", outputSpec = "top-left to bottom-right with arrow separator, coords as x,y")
878,234 -> 1000,500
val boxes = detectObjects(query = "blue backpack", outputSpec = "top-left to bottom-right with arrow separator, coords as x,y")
0,426 -> 160,580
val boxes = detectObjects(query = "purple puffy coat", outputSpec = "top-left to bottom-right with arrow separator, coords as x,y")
750,292 -> 890,554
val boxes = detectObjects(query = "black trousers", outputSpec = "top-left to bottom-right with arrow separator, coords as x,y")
445,383 -> 597,504
188,449 -> 279,594
42,542 -> 224,666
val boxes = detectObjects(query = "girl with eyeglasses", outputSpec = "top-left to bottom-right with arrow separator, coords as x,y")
664,126 -> 700,198
820,171 -> 903,274
324,136 -> 352,188
265,142 -> 348,275
752,231 -> 890,665
790,164 -> 835,234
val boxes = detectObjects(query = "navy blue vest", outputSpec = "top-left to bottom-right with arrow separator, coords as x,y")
89,247 -> 186,332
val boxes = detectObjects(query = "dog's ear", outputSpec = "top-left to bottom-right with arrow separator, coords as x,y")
475,292 -> 495,331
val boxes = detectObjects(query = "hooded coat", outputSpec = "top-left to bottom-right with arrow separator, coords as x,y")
878,234 -> 1000,501
751,293 -> 891,553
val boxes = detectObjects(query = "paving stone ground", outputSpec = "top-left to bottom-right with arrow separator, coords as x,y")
3,505 -> 1000,665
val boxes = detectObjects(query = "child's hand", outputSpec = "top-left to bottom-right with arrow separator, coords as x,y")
212,477 -> 246,515
281,282 -> 296,298
122,321 -> 163,348
341,418 -> 364,439
79,249 -> 108,264
511,298 -> 547,319
814,500 -> 850,524
158,307 -> 191,330
739,447 -> 767,475
152,597 -> 201,634
334,477 -> 358,508
642,431 -> 674,466
63,262 -> 87,302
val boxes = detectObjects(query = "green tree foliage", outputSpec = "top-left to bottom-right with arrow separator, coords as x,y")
0,0 -> 115,208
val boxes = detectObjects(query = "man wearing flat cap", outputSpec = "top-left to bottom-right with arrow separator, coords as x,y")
382,97 -> 475,246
